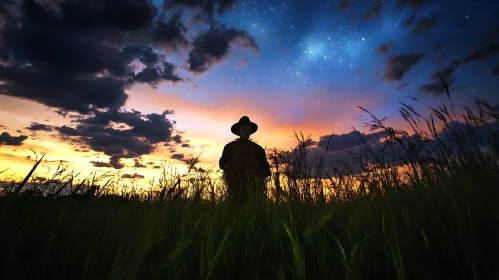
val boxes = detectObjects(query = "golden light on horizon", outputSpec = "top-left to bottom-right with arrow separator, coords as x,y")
0,79 -> 457,196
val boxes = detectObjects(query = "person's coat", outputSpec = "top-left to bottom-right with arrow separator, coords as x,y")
219,140 -> 272,180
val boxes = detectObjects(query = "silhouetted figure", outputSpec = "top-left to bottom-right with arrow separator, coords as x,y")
219,116 -> 271,202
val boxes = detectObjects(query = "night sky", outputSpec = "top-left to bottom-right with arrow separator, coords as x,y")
0,0 -> 498,182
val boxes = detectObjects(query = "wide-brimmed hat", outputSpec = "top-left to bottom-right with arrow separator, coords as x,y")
231,116 -> 258,136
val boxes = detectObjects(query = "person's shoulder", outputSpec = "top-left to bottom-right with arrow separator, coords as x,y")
250,140 -> 265,150
224,140 -> 237,147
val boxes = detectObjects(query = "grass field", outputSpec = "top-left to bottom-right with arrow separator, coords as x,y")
1,84 -> 499,279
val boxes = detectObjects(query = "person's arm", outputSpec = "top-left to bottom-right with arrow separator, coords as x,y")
257,147 -> 272,178
219,143 -> 234,170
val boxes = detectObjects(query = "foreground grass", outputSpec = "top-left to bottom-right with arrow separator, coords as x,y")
1,80 -> 499,279
1,168 -> 498,279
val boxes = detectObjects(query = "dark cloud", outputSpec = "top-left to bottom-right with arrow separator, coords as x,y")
0,0 -> 255,112
338,0 -> 350,12
150,13 -> 189,51
438,121 -> 499,149
396,0 -> 430,11
419,60 -> 460,97
56,108 -> 175,169
494,64 -> 499,76
0,66 -> 129,113
110,156 -> 126,169
25,122 -> 54,132
396,83 -> 409,90
134,159 -> 147,168
153,165 -> 161,169
122,173 -> 145,179
382,53 -> 426,82
0,124 -> 6,128
362,0 -> 382,21
0,132 -> 28,146
181,143 -> 192,148
1,2 -> 155,77
172,134 -> 182,143
463,44 -> 499,64
187,25 -> 259,74
411,15 -> 438,35
375,42 -> 393,56
171,153 -> 185,160
120,45 -> 160,67
164,0 -> 237,21
55,0 -> 157,31
132,62 -> 183,87
89,161 -> 111,168
403,14 -> 415,27
316,130 -> 388,153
